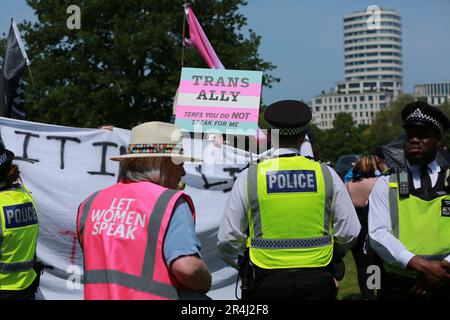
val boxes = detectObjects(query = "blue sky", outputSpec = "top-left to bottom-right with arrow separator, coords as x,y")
1,0 -> 449,105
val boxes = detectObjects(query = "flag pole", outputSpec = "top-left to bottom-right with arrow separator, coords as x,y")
181,1 -> 188,67
27,66 -> 36,88
10,17 -> 36,88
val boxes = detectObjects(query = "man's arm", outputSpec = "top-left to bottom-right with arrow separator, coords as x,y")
171,255 -> 211,292
164,199 -> 211,292
328,166 -> 361,259
217,169 -> 249,269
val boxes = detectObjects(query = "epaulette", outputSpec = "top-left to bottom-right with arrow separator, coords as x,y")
381,168 -> 394,176
381,167 -> 403,176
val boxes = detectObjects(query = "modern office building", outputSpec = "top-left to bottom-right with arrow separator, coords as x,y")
312,8 -> 403,129
414,83 -> 450,106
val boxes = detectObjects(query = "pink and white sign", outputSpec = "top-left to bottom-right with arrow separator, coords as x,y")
175,67 -> 262,136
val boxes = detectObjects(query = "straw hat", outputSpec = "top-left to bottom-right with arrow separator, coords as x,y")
111,121 -> 197,161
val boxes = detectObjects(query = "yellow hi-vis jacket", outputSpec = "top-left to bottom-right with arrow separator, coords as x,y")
0,184 -> 39,290
385,173 -> 450,278
246,156 -> 334,269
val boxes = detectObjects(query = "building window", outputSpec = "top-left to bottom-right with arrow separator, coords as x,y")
360,96 -> 365,102
368,95 -> 373,101
315,107 -> 320,112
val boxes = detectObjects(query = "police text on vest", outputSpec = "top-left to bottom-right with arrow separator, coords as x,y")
3,203 -> 38,228
266,170 -> 317,193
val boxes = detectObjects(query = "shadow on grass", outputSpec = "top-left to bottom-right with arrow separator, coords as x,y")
341,293 -> 363,300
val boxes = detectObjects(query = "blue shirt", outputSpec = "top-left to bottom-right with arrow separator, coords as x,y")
163,198 -> 202,266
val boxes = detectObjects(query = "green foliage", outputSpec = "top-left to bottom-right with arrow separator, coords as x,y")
311,113 -> 366,162
0,38 -> 5,61
365,94 -> 415,152
438,101 -> 450,147
10,0 -> 278,128
324,113 -> 364,161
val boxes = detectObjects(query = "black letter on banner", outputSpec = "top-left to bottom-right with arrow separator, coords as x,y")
223,167 -> 245,192
87,142 -> 118,177
14,131 -> 40,163
46,136 -> 81,170
195,165 -> 228,189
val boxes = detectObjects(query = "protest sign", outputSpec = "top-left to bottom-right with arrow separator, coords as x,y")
175,67 -> 262,136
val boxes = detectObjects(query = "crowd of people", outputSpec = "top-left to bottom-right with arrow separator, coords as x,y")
0,100 -> 449,300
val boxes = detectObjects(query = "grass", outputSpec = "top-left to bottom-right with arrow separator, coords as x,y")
338,253 -> 363,300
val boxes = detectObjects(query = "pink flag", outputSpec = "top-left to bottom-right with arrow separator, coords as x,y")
184,5 -> 224,69
182,5 -> 267,143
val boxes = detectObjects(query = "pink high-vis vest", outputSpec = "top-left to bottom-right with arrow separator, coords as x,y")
76,181 -> 195,300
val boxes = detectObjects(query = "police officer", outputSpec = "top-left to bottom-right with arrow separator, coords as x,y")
217,100 -> 361,300
369,101 -> 450,300
0,142 -> 40,300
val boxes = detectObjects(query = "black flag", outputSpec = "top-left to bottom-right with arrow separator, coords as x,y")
0,19 -> 29,119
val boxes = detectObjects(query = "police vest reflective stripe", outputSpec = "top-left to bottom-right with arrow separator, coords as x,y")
0,260 -> 34,272
78,187 -> 184,300
251,236 -> 333,249
0,184 -> 39,290
84,269 -> 178,299
247,156 -> 334,269
386,174 -> 450,277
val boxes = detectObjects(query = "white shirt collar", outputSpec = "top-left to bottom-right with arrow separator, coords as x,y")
406,159 -> 440,175
272,148 -> 300,156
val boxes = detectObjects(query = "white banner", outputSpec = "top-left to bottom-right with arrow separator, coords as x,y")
0,117 -> 247,300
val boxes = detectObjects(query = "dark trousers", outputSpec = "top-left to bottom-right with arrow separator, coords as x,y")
0,277 -> 38,300
378,269 -> 450,300
351,206 -> 377,300
246,266 -> 337,300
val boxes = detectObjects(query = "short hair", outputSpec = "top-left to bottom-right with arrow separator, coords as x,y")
270,129 -> 306,148
118,157 -> 172,186
352,156 -> 377,181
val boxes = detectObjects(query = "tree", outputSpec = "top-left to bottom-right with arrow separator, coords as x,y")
366,94 -> 415,152
10,0 -> 278,128
438,101 -> 450,148
321,113 -> 364,162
